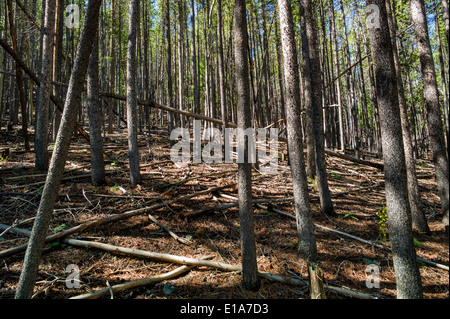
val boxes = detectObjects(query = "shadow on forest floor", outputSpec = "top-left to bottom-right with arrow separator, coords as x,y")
0,127 -> 448,299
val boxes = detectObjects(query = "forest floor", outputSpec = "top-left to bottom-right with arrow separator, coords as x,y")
0,126 -> 448,299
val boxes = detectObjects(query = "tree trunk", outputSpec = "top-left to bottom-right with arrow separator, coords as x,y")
274,6 -> 286,136
166,0 -> 174,143
300,0 -> 335,217
340,0 -> 361,158
126,0 -> 141,186
234,0 -> 260,291
6,0 -> 30,150
217,0 -> 227,134
433,0 -> 449,158
34,0 -> 56,171
386,0 -> 429,234
410,0 -> 449,230
108,0 -> 116,134
15,0 -> 102,299
51,0 -> 62,143
87,30 -> 106,186
277,0 -> 323,299
441,0 -> 449,46
178,0 -> 185,128
366,0 -> 423,299
190,0 -> 199,115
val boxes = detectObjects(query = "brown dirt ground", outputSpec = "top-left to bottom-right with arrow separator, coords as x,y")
0,128 -> 448,299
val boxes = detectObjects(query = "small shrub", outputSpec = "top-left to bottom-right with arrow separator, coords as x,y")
375,206 -> 388,241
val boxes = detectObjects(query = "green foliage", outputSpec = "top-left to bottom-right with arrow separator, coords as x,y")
110,185 -> 121,191
289,240 -> 299,249
264,210 -> 276,217
342,212 -> 359,221
109,160 -> 121,167
375,206 -> 388,241
413,237 -> 423,248
48,241 -> 67,249
51,223 -> 67,233
331,172 -> 342,180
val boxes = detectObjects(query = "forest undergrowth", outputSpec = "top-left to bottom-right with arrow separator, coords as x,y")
0,127 -> 448,299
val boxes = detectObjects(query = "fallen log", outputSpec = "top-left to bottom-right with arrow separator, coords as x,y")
0,48 -> 385,172
324,149 -> 384,170
70,265 -> 196,299
262,208 -> 450,272
148,214 -> 192,245
98,91 -> 386,171
0,38 -> 90,142
0,183 -> 236,259
186,182 -> 385,219
0,225 -> 380,299
194,186 -> 449,272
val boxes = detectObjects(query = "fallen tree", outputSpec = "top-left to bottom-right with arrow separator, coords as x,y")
70,264 -> 196,299
0,38 -> 90,142
199,188 -> 449,273
0,39 -> 386,172
0,224 -> 380,299
0,183 -> 236,259
99,92 -> 385,171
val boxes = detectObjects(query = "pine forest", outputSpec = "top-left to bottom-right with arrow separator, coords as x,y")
0,0 -> 448,301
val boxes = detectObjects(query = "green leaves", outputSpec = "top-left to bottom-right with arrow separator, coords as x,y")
413,237 -> 423,248
375,206 -> 388,241
52,223 -> 67,233
342,212 -> 359,221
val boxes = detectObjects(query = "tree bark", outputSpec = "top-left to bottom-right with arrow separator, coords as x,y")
386,0 -> 429,234
107,0 -> 116,134
166,0 -> 175,143
300,0 -> 335,216
34,0 -> 55,170
15,0 -> 102,299
6,0 -> 30,150
126,0 -> 141,186
277,0 -> 324,299
433,0 -> 449,159
410,0 -> 449,230
328,0 -> 345,151
441,0 -> 449,46
234,0 -> 260,291
87,30 -> 106,186
366,0 -> 423,299
190,0 -> 199,115
217,0 -> 227,134
177,0 -> 185,128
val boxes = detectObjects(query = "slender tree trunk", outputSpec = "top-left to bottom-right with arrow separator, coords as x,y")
234,0 -> 259,291
366,0 -> 423,299
217,0 -> 227,134
34,0 -> 55,170
190,0 -> 199,115
386,0 -> 429,233
339,0 -> 360,157
166,0 -> 174,142
108,0 -> 116,134
274,6 -> 285,135
441,0 -> 449,46
15,0 -> 102,299
278,0 -> 324,299
51,0 -> 62,142
87,30 -> 106,186
6,0 -> 30,150
410,0 -> 449,230
433,0 -> 449,155
127,0 -> 141,186
300,0 -> 335,217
